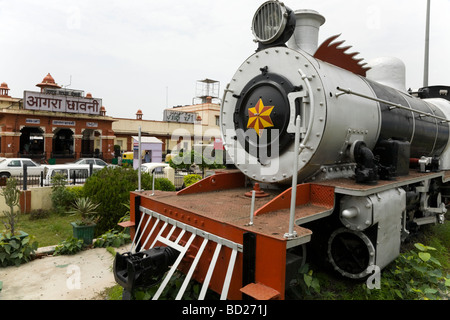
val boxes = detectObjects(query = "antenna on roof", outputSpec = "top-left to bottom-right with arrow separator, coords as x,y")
64,75 -> 72,89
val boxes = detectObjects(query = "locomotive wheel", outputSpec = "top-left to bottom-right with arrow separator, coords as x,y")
327,228 -> 375,279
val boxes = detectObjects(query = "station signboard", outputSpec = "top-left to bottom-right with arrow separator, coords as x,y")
24,91 -> 102,115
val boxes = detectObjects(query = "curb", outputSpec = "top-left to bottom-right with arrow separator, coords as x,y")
36,245 -> 57,255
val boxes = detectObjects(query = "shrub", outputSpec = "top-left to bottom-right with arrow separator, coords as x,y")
0,233 -> 38,267
153,177 -> 176,191
53,237 -> 84,256
183,174 -> 202,187
29,209 -> 51,221
364,243 -> 450,300
94,230 -> 131,248
83,167 -> 177,235
143,174 -> 176,192
82,166 -> 154,235
66,186 -> 85,199
51,173 -> 77,215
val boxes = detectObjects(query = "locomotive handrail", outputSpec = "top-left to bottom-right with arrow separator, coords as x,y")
285,115 -> 302,240
282,68 -> 317,239
297,68 -> 316,147
336,87 -> 450,123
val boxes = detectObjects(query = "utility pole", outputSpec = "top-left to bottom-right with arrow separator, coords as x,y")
423,0 -> 431,87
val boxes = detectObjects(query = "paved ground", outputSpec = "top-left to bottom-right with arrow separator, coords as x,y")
0,245 -> 129,300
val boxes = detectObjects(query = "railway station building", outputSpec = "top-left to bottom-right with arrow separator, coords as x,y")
0,74 -> 221,164
112,96 -> 221,159
0,74 -> 116,163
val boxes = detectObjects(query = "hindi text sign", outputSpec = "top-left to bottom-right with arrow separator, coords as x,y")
24,91 -> 102,115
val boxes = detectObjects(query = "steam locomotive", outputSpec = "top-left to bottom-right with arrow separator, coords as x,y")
114,1 -> 450,300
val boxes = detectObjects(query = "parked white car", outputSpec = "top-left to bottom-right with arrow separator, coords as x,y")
140,162 -> 170,174
139,163 -> 180,188
73,158 -> 109,166
0,158 -> 44,178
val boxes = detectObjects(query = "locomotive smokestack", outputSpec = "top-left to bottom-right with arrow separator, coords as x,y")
287,9 -> 326,55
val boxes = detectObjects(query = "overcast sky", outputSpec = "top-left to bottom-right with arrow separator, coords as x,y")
1,0 -> 449,121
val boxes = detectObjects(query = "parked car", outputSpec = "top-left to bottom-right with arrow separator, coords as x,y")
140,163 -> 180,187
0,158 -> 44,178
140,162 -> 169,174
73,158 -> 109,167
42,164 -> 103,185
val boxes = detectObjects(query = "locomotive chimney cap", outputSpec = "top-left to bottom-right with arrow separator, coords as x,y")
287,9 -> 326,55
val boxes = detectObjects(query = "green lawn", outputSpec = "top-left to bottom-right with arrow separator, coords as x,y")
13,211 -> 82,248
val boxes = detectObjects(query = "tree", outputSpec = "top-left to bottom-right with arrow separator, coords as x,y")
83,166 -> 175,235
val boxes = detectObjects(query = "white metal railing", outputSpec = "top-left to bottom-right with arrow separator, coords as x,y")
130,207 -> 243,300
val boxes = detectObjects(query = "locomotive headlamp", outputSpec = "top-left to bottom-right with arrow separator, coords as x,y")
252,1 -> 296,47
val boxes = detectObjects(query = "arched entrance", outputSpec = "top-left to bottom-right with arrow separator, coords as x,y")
52,128 -> 74,158
81,129 -> 102,157
20,127 -> 44,158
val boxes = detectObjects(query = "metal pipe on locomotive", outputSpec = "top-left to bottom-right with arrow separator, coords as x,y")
114,1 -> 450,299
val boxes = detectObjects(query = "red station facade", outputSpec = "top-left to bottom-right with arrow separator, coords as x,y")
0,74 -> 116,163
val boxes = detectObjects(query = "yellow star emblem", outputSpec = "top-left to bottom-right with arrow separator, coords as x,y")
247,99 -> 275,137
